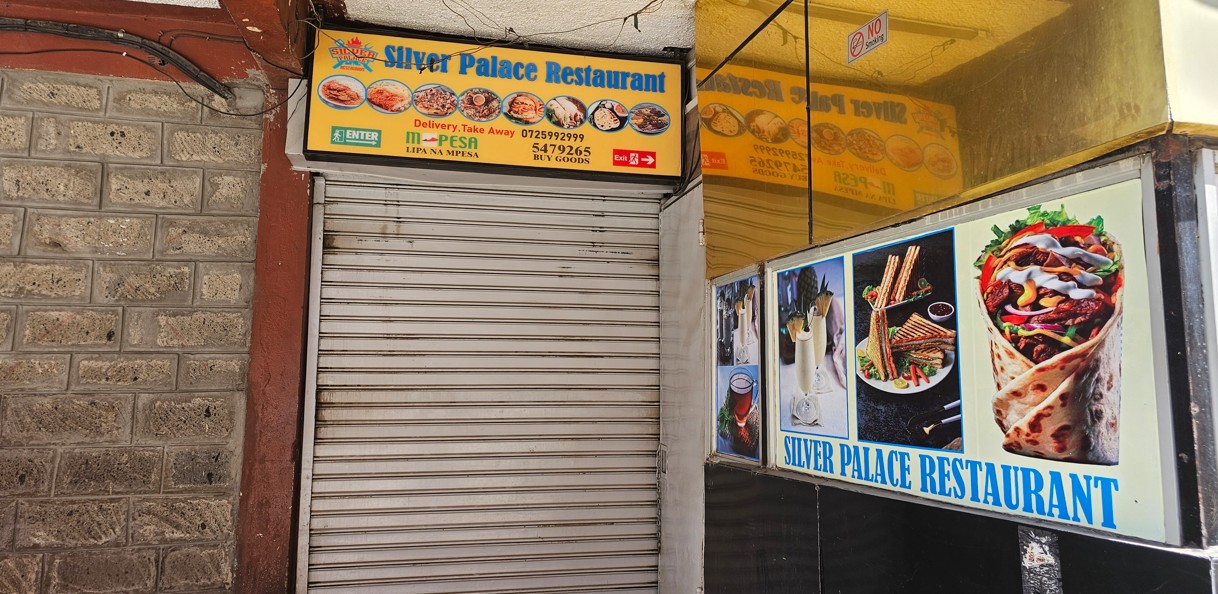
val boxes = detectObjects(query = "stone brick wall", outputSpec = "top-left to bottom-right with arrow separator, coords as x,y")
0,70 -> 261,594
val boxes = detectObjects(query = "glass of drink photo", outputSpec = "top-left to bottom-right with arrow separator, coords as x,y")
792,307 -> 828,426
727,371 -> 756,428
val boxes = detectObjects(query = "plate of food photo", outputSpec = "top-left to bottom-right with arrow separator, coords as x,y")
413,84 -> 458,117
700,103 -> 745,137
789,118 -> 809,148
810,122 -> 846,155
629,103 -> 671,135
502,92 -> 545,125
458,88 -> 502,122
885,134 -> 923,172
365,80 -> 411,114
924,143 -> 958,178
317,75 -> 365,110
855,312 -> 956,395
546,96 -> 587,129
587,99 -> 629,132
846,127 -> 885,162
745,109 -> 789,144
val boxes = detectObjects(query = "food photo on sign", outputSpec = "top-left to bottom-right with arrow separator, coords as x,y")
713,277 -> 761,461
306,29 -> 683,177
852,229 -> 962,449
366,80 -> 412,113
974,204 -> 1123,465
774,258 -> 848,439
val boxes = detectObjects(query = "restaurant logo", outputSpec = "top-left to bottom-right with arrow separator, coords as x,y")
330,126 -> 381,147
405,131 -> 478,150
912,108 -> 951,139
329,37 -> 377,72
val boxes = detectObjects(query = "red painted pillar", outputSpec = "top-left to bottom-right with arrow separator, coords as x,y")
236,92 -> 312,593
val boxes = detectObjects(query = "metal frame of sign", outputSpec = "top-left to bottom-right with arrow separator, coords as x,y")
761,155 -> 1181,545
1189,147 -> 1218,545
302,23 -> 687,185
710,265 -> 766,466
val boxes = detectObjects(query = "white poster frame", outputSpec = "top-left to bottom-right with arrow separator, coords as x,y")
761,155 -> 1180,545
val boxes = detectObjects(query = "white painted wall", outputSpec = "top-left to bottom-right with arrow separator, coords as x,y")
342,0 -> 694,56
659,185 -> 707,593
1160,0 -> 1218,129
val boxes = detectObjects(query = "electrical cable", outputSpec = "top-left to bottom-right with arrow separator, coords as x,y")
0,47 -> 301,117
159,29 -> 306,77
300,0 -> 672,74
143,59 -> 305,117
1,4 -> 674,116
0,16 -> 235,100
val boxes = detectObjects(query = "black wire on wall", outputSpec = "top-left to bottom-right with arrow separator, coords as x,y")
0,16 -> 236,100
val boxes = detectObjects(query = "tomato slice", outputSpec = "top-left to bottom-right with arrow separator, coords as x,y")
1045,224 -> 1095,239
1007,222 -> 1046,246
979,255 -> 998,290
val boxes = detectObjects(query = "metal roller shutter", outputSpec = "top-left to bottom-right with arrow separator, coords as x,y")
298,179 -> 662,593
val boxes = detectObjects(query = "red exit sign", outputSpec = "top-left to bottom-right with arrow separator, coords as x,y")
613,149 -> 657,169
701,151 -> 728,170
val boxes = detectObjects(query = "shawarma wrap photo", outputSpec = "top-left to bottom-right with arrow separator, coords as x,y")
975,205 -> 1123,465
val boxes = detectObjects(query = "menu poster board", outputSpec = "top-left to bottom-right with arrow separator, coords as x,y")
306,28 -> 683,179
698,64 -> 964,209
852,229 -> 961,449
768,179 -> 1176,542
712,273 -> 763,462
773,257 -> 849,439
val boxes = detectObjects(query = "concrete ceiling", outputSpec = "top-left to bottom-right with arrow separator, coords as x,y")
323,0 -> 695,56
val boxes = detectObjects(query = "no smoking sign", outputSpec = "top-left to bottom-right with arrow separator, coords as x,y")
847,10 -> 888,64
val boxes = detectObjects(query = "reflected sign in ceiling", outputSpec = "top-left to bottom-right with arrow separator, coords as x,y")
698,64 -> 963,210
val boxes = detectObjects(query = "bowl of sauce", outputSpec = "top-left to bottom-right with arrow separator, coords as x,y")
928,301 -> 954,323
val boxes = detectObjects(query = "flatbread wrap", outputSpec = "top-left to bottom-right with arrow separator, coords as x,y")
975,205 -> 1123,465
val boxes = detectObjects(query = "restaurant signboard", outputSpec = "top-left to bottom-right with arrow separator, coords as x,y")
763,176 -> 1179,543
306,27 -> 683,179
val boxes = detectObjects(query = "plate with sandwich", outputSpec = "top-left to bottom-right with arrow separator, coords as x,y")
856,311 -> 956,394
862,245 -> 933,310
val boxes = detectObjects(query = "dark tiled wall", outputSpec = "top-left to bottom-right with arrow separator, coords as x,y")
705,464 -> 1213,594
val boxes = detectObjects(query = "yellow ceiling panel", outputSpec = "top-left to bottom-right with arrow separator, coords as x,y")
697,0 -> 1070,86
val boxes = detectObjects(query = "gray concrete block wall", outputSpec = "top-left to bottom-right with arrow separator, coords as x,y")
0,70 -> 261,594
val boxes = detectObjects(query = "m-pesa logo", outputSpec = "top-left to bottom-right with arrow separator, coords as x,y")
329,36 -> 377,72
405,131 -> 479,149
